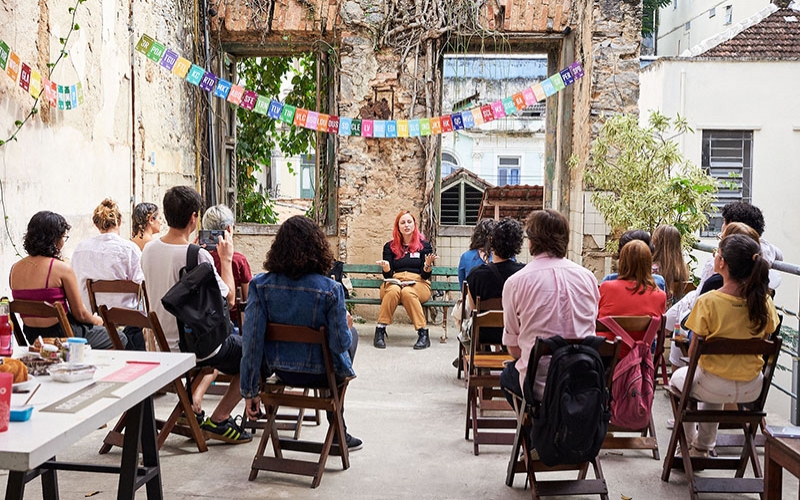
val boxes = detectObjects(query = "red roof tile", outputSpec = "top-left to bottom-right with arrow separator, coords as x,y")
701,8 -> 800,59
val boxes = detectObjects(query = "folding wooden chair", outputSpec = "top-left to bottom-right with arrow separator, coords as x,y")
661,334 -> 783,499
506,336 -> 620,500
86,279 -> 148,314
96,306 -> 208,454
597,315 -> 665,460
9,300 -> 74,346
464,297 -> 515,455
249,323 -> 353,488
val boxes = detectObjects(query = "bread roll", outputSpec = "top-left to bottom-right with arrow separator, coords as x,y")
0,357 -> 29,384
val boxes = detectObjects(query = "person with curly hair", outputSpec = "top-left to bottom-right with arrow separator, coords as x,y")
10,211 -> 122,349
721,201 -> 783,290
241,215 -> 362,451
130,202 -> 161,251
457,218 -> 496,288
71,199 -> 145,349
464,218 -> 525,344
652,225 -> 689,305
374,210 -> 437,350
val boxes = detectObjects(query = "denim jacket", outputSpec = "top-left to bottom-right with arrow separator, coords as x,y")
240,272 -> 355,399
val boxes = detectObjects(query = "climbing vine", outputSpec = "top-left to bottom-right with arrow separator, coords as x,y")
0,0 -> 87,256
235,53 -> 318,224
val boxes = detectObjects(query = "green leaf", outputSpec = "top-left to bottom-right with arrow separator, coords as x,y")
68,7 -> 75,13
14,120 -> 22,127
0,140 -> 4,146
74,23 -> 80,30
59,38 -> 66,44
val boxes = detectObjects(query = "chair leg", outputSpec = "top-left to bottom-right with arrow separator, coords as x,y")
648,416 -> 660,460
661,396 -> 681,482
98,413 -> 127,454
249,403 -> 280,482
465,385 -> 473,440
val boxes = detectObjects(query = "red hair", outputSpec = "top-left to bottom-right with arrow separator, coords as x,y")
390,210 -> 425,259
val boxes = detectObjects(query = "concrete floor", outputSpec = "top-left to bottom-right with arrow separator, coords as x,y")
2,321 -> 798,499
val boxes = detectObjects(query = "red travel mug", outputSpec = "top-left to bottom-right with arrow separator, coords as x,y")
0,372 -> 11,432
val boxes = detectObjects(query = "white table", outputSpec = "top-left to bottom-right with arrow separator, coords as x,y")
0,349 -> 195,500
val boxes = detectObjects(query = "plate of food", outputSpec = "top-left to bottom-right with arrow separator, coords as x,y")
12,374 -> 37,393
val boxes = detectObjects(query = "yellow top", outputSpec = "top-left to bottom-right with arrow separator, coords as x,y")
686,290 -> 779,381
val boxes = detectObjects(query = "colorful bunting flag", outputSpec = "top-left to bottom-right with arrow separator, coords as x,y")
351,119 -> 362,136
339,117 -> 352,136
429,117 -> 442,135
490,100 -> 506,119
441,115 -> 453,133
560,68 -> 574,86
198,71 -> 218,92
0,41 -> 9,70
214,79 -> 232,99
373,120 -> 386,138
569,61 -> 584,80
280,104 -> 296,124
408,119 -> 421,137
386,120 -> 397,138
512,93 -> 526,110
185,64 -> 204,86
550,73 -> 565,91
452,113 -> 464,130
240,90 -> 258,111
317,113 -> 329,132
146,42 -> 166,63
522,87 -> 537,106
419,118 -> 431,136
532,83 -> 546,101
502,96 -> 517,116
7,51 -> 20,82
397,120 -> 409,137
327,115 -> 340,134
135,35 -> 155,55
172,57 -> 191,78
227,85 -> 244,105
160,49 -> 179,71
253,96 -> 270,115
293,108 -> 309,128
19,63 -> 31,92
362,119 -> 374,137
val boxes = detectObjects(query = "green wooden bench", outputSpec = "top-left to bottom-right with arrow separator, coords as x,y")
342,264 -> 460,343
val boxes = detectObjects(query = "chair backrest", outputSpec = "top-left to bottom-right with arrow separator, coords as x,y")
98,305 -> 170,352
678,334 -> 783,414
9,300 -> 74,345
265,323 -> 339,391
235,285 -> 246,329
86,279 -> 148,315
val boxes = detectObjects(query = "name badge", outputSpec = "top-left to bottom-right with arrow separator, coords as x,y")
410,252 -> 420,258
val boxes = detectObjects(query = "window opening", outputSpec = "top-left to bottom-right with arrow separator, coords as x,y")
700,130 -> 753,236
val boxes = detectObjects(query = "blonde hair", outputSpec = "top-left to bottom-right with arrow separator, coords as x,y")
92,198 -> 122,231
721,221 -> 759,243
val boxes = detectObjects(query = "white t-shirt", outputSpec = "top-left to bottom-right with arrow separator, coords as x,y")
142,239 -> 229,350
71,233 -> 144,310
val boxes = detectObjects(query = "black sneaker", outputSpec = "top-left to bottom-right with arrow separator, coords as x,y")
200,416 -> 253,444
345,433 -> 363,451
177,410 -> 205,427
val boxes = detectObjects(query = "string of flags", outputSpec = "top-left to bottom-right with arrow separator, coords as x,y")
137,35 -> 584,138
0,39 -> 85,110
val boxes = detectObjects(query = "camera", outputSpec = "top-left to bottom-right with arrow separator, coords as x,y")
198,229 -> 224,251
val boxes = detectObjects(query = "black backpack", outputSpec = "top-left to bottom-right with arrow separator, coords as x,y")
161,244 -> 232,360
525,335 -> 611,467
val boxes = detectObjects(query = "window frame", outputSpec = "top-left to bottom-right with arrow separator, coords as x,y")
700,129 -> 753,237
496,155 -> 522,186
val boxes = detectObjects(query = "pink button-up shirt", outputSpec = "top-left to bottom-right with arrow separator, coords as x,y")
502,255 -> 600,399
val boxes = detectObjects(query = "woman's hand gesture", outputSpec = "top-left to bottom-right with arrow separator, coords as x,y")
376,259 -> 390,273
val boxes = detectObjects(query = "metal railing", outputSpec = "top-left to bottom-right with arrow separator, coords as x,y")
693,241 -> 800,423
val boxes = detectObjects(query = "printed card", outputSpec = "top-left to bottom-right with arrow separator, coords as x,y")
7,52 -> 20,82
429,117 -> 442,135
171,57 -> 191,78
135,35 -> 155,55
76,81 -> 84,105
532,83 -> 546,101
305,111 -> 319,130
327,115 -> 340,134
253,96 -> 270,115
569,61 -> 584,79
469,108 -> 483,126
240,90 -> 258,111
351,119 -> 362,136
397,120 -> 409,137
490,100 -> 506,119
19,63 -> 31,92
560,67 -> 574,86
160,49 -> 179,71
452,113 -> 464,130
0,41 -> 10,70
419,118 -> 431,136
408,119 -> 421,137
480,104 -> 494,123
43,78 -> 57,107
338,117 -> 352,136
373,120 -> 386,138
293,108 -> 309,127
440,115 -> 453,133
512,93 -> 526,110
69,85 -> 77,108
317,113 -> 330,132
267,99 -> 283,119
522,87 -> 537,106
185,64 -> 205,86
540,78 -> 556,96
361,119 -> 373,137
198,71 -> 218,92
57,85 -> 65,109
280,104 -> 296,124
502,96 -> 517,115
227,84 -> 244,105
213,79 -> 232,99
385,120 -> 397,138
549,73 -> 565,91
146,41 -> 166,63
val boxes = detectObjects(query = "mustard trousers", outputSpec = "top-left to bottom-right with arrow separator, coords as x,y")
378,271 -> 432,330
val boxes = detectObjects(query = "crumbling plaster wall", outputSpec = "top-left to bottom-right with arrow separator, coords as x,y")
0,0 -> 197,297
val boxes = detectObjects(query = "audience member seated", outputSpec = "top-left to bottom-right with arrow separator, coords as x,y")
241,215 -> 362,450
667,222 -> 760,368
141,186 -> 251,444
71,198 -> 145,350
499,209 -> 599,404
10,211 -> 124,349
718,201 -> 783,291
457,218 -> 496,288
598,240 -> 666,358
652,225 -> 689,306
669,234 -> 779,457
601,229 -> 666,291
201,204 -> 252,327
373,210 -> 437,350
130,202 -> 161,251
465,217 -> 525,344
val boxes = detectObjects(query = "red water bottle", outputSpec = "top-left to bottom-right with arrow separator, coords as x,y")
0,299 -> 13,357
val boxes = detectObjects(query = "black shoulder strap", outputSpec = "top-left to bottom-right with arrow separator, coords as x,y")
582,335 -> 607,351
186,244 -> 201,272
488,262 -> 505,283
